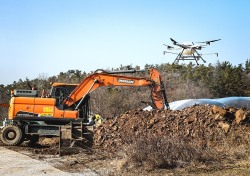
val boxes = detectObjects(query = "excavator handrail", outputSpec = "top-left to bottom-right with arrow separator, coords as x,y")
94,68 -> 146,74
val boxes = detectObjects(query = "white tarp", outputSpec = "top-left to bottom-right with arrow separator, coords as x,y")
144,97 -> 250,111
169,99 -> 224,110
170,97 -> 250,110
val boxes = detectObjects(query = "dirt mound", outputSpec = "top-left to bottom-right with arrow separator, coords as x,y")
38,137 -> 59,146
94,105 -> 250,150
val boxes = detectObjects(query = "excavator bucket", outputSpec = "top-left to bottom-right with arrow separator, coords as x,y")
149,68 -> 169,110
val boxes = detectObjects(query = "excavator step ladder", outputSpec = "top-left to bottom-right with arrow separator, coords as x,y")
59,122 -> 93,156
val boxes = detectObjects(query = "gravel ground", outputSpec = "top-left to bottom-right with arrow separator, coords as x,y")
0,147 -> 98,176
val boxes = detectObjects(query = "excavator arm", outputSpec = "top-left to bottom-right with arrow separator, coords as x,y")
63,68 -> 169,110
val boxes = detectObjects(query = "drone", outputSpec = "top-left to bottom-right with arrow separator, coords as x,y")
163,38 -> 221,65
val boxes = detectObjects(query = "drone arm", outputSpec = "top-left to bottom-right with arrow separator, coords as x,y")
163,51 -> 179,55
200,53 -> 219,57
170,38 -> 188,49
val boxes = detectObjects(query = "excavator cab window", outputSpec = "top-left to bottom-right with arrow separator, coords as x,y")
53,87 -> 67,107
49,85 -> 78,108
50,85 -> 77,98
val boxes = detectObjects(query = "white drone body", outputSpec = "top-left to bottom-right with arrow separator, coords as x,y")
182,48 -> 195,55
163,38 -> 221,65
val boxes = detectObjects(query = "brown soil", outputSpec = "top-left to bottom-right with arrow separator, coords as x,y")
94,105 -> 250,151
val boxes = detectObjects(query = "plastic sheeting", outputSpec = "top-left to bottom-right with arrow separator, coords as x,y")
170,97 -> 250,110
169,99 -> 224,110
143,97 -> 250,111
215,97 -> 250,109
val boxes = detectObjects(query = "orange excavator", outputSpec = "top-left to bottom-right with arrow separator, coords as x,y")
0,68 -> 169,146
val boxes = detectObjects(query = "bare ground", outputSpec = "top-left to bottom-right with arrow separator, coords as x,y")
1,143 -> 250,176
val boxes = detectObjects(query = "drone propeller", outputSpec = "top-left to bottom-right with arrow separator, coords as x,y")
170,38 -> 178,45
198,39 -> 221,45
163,44 -> 175,50
170,38 -> 190,49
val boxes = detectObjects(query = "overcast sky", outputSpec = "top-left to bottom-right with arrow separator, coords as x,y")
0,0 -> 250,85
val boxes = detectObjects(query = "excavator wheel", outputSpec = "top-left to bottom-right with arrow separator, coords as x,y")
1,125 -> 24,146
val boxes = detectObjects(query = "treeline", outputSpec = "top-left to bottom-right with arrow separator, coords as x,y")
1,60 -> 250,119
157,60 -> 250,100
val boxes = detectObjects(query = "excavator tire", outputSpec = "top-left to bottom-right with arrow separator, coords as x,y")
1,125 -> 24,146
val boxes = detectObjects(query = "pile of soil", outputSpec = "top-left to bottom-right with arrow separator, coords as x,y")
94,105 -> 250,150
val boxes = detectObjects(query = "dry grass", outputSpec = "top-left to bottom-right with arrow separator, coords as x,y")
214,125 -> 250,161
119,135 -> 218,172
117,124 -> 250,174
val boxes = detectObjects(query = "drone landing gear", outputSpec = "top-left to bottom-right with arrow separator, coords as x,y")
173,51 -> 206,65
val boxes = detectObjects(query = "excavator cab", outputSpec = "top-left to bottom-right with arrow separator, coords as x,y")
49,83 -> 78,108
49,83 -> 78,98
49,83 -> 91,120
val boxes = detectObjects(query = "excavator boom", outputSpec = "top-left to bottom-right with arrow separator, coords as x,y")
64,68 -> 169,110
